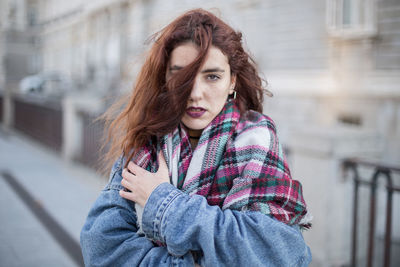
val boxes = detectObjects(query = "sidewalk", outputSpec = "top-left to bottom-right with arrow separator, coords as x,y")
0,128 -> 107,267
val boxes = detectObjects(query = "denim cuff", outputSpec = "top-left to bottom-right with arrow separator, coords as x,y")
142,182 -> 181,243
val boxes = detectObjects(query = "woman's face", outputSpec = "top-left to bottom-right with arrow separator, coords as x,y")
166,42 -> 235,135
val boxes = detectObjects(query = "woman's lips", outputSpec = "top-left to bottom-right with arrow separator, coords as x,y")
186,107 -> 206,118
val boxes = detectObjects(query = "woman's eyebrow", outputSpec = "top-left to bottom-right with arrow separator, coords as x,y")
169,66 -> 225,73
201,68 -> 225,73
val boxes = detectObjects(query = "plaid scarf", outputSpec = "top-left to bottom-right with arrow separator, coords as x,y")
133,100 -> 310,228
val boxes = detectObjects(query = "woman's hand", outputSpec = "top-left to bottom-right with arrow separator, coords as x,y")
120,152 -> 170,207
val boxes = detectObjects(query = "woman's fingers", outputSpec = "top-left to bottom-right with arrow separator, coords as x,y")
121,168 -> 137,191
119,189 -> 135,202
120,169 -> 137,202
121,176 -> 131,189
127,161 -> 146,176
126,152 -> 168,177
157,151 -> 169,177
158,151 -> 167,167
122,168 -> 135,182
121,168 -> 130,178
120,154 -> 170,206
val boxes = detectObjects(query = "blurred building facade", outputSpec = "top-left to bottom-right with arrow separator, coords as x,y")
1,0 -> 399,266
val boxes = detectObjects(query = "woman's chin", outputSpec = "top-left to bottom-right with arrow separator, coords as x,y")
182,122 -> 205,134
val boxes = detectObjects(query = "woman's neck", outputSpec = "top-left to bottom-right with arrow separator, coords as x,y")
186,128 -> 203,150
187,128 -> 202,139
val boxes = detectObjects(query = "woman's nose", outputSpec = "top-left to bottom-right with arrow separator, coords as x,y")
189,76 -> 203,102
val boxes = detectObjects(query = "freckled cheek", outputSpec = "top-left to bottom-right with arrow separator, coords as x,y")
202,79 -> 231,99
213,84 -> 232,97
205,91 -> 229,106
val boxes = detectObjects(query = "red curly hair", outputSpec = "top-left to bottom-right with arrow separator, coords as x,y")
101,9 -> 270,171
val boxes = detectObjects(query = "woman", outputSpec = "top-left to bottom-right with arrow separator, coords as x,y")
81,9 -> 312,266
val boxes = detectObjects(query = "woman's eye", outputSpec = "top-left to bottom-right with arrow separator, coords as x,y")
207,74 -> 220,81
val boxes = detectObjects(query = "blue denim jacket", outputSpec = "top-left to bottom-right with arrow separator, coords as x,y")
80,157 -> 312,266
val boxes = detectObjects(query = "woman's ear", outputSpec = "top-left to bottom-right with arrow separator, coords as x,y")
229,74 -> 237,94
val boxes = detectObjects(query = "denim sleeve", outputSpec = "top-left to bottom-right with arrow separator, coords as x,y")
80,157 -> 195,267
142,183 -> 312,267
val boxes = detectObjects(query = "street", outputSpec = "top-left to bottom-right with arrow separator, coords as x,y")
0,129 -> 106,267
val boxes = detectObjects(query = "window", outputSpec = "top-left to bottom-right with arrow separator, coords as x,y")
327,0 -> 377,39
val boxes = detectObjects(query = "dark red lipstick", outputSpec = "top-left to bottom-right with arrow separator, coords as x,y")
186,107 -> 206,118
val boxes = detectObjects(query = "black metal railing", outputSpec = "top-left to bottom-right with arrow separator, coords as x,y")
13,96 -> 63,151
343,158 -> 400,267
79,111 -> 105,170
0,95 -> 3,123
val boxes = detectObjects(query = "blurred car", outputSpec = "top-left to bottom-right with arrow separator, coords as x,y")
19,72 -> 73,97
